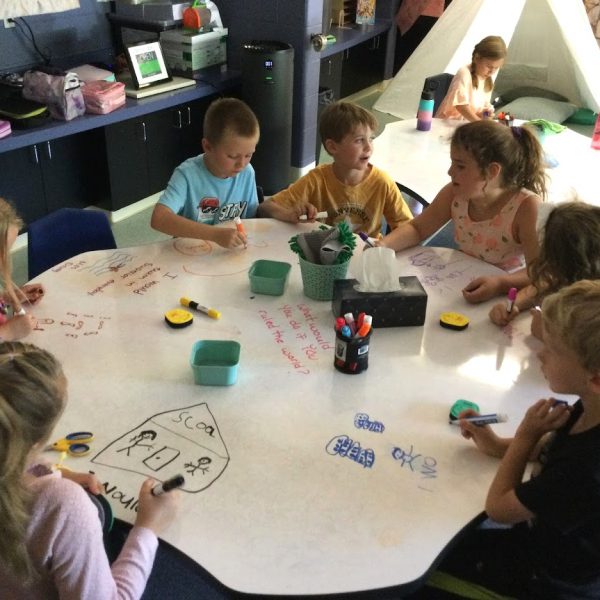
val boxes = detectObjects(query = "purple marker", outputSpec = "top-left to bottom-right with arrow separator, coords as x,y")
358,231 -> 375,248
506,287 -> 517,313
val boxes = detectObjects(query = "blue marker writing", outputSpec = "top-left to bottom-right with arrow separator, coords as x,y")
450,413 -> 508,426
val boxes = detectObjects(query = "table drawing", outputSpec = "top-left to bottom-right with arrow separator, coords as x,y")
373,118 -> 600,207
32,219 -> 567,595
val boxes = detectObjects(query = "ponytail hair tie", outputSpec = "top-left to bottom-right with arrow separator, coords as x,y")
511,125 -> 523,139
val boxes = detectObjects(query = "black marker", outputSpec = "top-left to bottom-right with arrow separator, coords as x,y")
151,474 -> 185,496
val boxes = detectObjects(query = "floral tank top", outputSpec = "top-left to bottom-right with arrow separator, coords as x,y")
451,188 -> 534,272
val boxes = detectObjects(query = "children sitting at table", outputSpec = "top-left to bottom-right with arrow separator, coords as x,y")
0,198 -> 44,341
436,35 -> 507,122
378,120 -> 545,304
443,280 -> 600,599
488,201 -> 600,337
257,101 -> 413,238
150,97 -> 260,250
0,341 -> 180,598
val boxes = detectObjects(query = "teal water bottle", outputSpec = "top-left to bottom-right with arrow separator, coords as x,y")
417,90 -> 434,131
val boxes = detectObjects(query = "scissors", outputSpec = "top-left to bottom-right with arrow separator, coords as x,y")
49,431 -> 94,456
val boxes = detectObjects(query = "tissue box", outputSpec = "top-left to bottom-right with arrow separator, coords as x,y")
331,276 -> 428,328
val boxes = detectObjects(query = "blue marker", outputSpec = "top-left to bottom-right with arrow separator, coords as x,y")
450,413 -> 508,426
340,325 -> 352,338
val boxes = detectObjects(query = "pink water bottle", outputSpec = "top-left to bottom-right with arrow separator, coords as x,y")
417,90 -> 434,131
592,112 -> 600,150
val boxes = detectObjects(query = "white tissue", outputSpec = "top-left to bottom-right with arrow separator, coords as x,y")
354,247 -> 401,292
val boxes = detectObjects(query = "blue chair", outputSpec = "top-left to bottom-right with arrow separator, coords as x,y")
27,208 -> 117,280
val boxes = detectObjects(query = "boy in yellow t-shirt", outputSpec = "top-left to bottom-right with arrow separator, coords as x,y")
257,101 -> 412,237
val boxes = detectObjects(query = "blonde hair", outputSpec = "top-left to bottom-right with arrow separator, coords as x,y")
470,35 -> 507,92
0,198 -> 23,310
0,342 -> 65,581
542,280 -> 600,374
451,120 -> 547,199
319,101 -> 378,145
202,97 -> 259,145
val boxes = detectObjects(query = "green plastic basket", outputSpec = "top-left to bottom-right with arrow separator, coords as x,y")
298,255 -> 350,301
248,259 -> 291,296
190,340 -> 240,386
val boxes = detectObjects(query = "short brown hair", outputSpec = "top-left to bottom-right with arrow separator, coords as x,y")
203,97 -> 259,145
319,101 -> 378,145
542,280 -> 600,374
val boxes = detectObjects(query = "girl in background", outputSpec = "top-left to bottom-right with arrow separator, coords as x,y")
436,35 -> 507,121
378,120 -> 545,304
0,341 -> 179,598
489,201 -> 600,337
0,198 -> 44,340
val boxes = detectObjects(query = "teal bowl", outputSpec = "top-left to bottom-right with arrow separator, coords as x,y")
248,259 -> 291,295
190,340 -> 240,386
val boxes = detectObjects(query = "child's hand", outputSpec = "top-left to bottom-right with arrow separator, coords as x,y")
135,478 -> 180,535
457,409 -> 505,457
0,313 -> 37,341
59,469 -> 103,495
489,301 -> 520,326
296,203 -> 319,223
462,277 -> 502,304
21,283 -> 45,305
212,227 -> 247,250
530,306 -> 542,340
515,398 -> 570,442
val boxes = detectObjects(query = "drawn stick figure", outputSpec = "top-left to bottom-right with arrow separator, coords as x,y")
117,430 -> 157,457
184,456 -> 212,476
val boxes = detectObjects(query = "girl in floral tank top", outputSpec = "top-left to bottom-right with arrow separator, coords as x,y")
378,120 -> 546,304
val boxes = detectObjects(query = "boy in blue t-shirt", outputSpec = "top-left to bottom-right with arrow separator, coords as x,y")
151,97 -> 259,249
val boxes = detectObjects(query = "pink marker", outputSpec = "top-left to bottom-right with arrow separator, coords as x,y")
506,287 -> 517,313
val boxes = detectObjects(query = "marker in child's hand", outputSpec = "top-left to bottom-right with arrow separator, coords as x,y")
450,413 -> 508,426
506,287 -> 517,313
299,211 -> 328,221
357,231 -> 375,248
233,217 -> 247,248
151,474 -> 185,496
15,307 -> 26,316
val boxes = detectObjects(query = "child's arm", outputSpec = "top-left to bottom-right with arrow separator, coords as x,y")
150,204 -> 246,249
485,399 -> 570,524
58,467 -> 103,495
20,283 -> 45,305
488,283 -> 538,326
257,197 -> 319,222
455,104 -> 481,122
379,183 -> 454,251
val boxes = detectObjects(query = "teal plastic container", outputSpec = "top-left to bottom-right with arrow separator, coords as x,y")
248,259 -> 291,295
190,340 -> 240,386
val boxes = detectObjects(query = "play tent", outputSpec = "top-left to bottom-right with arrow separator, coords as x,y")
374,0 -> 600,119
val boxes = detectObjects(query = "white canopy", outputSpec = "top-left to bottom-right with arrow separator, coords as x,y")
374,0 -> 600,119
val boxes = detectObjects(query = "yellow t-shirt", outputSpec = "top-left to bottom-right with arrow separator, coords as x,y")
269,163 -> 412,237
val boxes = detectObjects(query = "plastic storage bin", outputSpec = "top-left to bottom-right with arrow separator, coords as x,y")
190,340 -> 240,386
248,260 -> 291,295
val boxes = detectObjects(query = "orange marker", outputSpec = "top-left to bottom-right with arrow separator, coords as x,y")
234,217 -> 247,248
355,315 -> 372,338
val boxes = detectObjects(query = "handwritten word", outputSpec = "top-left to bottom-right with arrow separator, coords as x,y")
354,413 -> 385,433
121,263 -> 153,279
171,410 -> 215,437
88,279 -> 115,296
326,434 -> 375,468
295,304 -> 333,351
132,280 -> 159,295
52,260 -> 86,273
281,347 -> 309,374
103,481 -> 139,512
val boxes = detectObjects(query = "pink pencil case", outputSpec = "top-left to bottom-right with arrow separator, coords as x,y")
81,81 -> 126,115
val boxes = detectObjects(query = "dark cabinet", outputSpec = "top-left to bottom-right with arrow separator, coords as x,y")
319,33 -> 388,101
0,131 -> 103,226
103,97 -> 211,210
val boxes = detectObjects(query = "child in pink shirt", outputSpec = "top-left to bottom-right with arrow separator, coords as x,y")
436,36 -> 506,122
0,341 -> 179,599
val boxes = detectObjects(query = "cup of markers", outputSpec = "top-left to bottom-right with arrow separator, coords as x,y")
333,312 -> 372,374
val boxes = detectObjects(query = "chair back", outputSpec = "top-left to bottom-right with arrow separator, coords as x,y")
423,73 -> 454,114
27,208 -> 117,280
